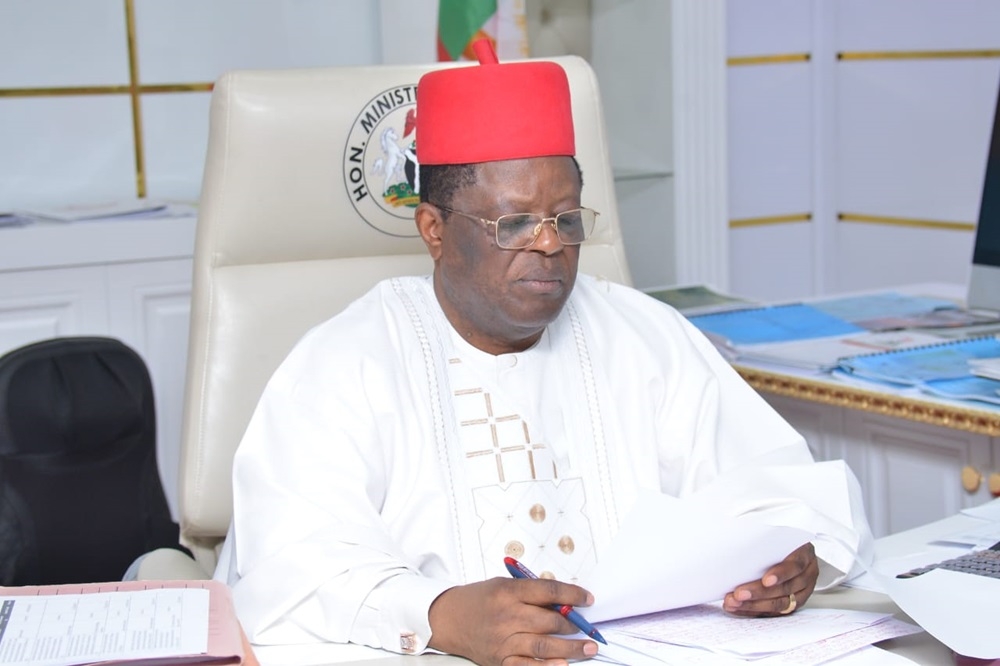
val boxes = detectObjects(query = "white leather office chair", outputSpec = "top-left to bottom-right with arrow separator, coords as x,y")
136,56 -> 632,580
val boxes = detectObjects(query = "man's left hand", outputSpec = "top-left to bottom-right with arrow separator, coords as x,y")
722,542 -> 818,617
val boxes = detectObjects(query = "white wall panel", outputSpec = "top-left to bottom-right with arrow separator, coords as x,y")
0,266 -> 108,354
0,96 -> 135,210
616,176 -> 674,290
834,224 -> 974,293
592,0 -> 673,173
0,0 -> 128,87
837,60 -> 1000,223
133,0 -> 381,84
728,63 -> 812,218
730,223 -> 814,300
836,0 -> 1000,52
726,0 -> 811,57
380,0 -> 437,64
142,93 -> 211,203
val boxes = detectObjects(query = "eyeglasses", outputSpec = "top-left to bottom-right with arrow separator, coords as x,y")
430,203 -> 599,250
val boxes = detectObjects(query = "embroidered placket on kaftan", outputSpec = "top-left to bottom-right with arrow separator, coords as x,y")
446,342 -> 599,583
394,278 -> 622,585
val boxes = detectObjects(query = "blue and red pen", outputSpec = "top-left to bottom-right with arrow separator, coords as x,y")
503,556 -> 608,645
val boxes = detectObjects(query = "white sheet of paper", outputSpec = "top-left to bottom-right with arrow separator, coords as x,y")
596,618 -> 921,666
934,519 -> 1000,548
872,566 -> 1000,660
598,604 -> 898,657
0,588 -> 209,666
961,497 -> 1000,521
580,491 -> 813,622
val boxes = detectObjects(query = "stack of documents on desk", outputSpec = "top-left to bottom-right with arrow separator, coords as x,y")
835,335 -> 1000,406
15,199 -> 195,224
727,330 -> 946,372
0,212 -> 32,227
594,605 -> 921,666
684,304 -> 944,372
0,579 -> 252,666
805,292 -> 988,331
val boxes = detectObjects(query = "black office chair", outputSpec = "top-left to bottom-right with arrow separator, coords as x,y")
0,336 -> 187,585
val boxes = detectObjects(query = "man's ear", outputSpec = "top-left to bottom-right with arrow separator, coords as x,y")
415,202 -> 445,261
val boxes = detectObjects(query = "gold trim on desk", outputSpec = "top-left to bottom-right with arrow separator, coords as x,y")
838,213 -> 976,232
736,366 -> 1000,436
728,53 -> 811,66
838,49 -> 1000,61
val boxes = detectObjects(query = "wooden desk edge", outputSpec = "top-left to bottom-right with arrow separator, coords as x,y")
735,365 -> 1000,437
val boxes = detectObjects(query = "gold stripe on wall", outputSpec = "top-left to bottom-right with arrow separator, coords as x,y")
0,85 -> 133,97
141,83 -> 215,94
0,1 -> 214,200
0,82 -> 214,98
124,0 -> 146,199
728,53 -> 811,66
730,213 -> 812,229
838,213 -> 976,232
839,49 -> 1000,61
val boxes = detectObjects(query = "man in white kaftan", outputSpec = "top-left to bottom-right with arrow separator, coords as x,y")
216,40 -> 872,666
217,274 -> 871,652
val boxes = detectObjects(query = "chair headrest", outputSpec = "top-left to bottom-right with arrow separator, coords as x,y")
0,337 -> 153,456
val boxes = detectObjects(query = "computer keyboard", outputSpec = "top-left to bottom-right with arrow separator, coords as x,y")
897,540 -> 1000,579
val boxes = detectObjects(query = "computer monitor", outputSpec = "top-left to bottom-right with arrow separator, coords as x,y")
967,77 -> 1000,313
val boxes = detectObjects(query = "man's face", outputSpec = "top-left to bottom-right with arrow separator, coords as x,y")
417,155 -> 582,355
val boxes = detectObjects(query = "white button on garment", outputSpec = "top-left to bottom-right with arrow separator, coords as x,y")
508,355 -> 518,368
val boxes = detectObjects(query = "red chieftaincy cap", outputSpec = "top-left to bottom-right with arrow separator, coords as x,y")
416,39 -> 575,165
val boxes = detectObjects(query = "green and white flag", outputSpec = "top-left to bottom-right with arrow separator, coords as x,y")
437,0 -> 528,61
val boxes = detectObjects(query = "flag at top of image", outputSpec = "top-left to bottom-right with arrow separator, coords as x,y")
437,0 -> 528,61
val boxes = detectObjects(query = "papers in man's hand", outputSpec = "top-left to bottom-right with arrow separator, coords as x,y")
580,491 -> 813,623
593,605 -> 921,666
0,580 -> 247,666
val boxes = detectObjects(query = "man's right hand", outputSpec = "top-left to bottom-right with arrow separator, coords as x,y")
427,577 -> 600,666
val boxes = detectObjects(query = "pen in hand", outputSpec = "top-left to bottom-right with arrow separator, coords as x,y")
503,556 -> 608,645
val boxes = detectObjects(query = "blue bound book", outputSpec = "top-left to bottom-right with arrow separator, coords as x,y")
686,303 -> 864,346
836,335 -> 1000,406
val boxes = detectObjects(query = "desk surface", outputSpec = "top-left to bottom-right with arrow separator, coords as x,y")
253,586 -> 954,665
255,581 -> 961,665
253,512 -> 996,665
254,586 -> 953,665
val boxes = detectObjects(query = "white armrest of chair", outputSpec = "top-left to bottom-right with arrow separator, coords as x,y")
134,547 -> 213,580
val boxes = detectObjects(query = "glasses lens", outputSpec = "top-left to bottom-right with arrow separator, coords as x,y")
555,209 -> 596,245
496,214 -> 544,249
